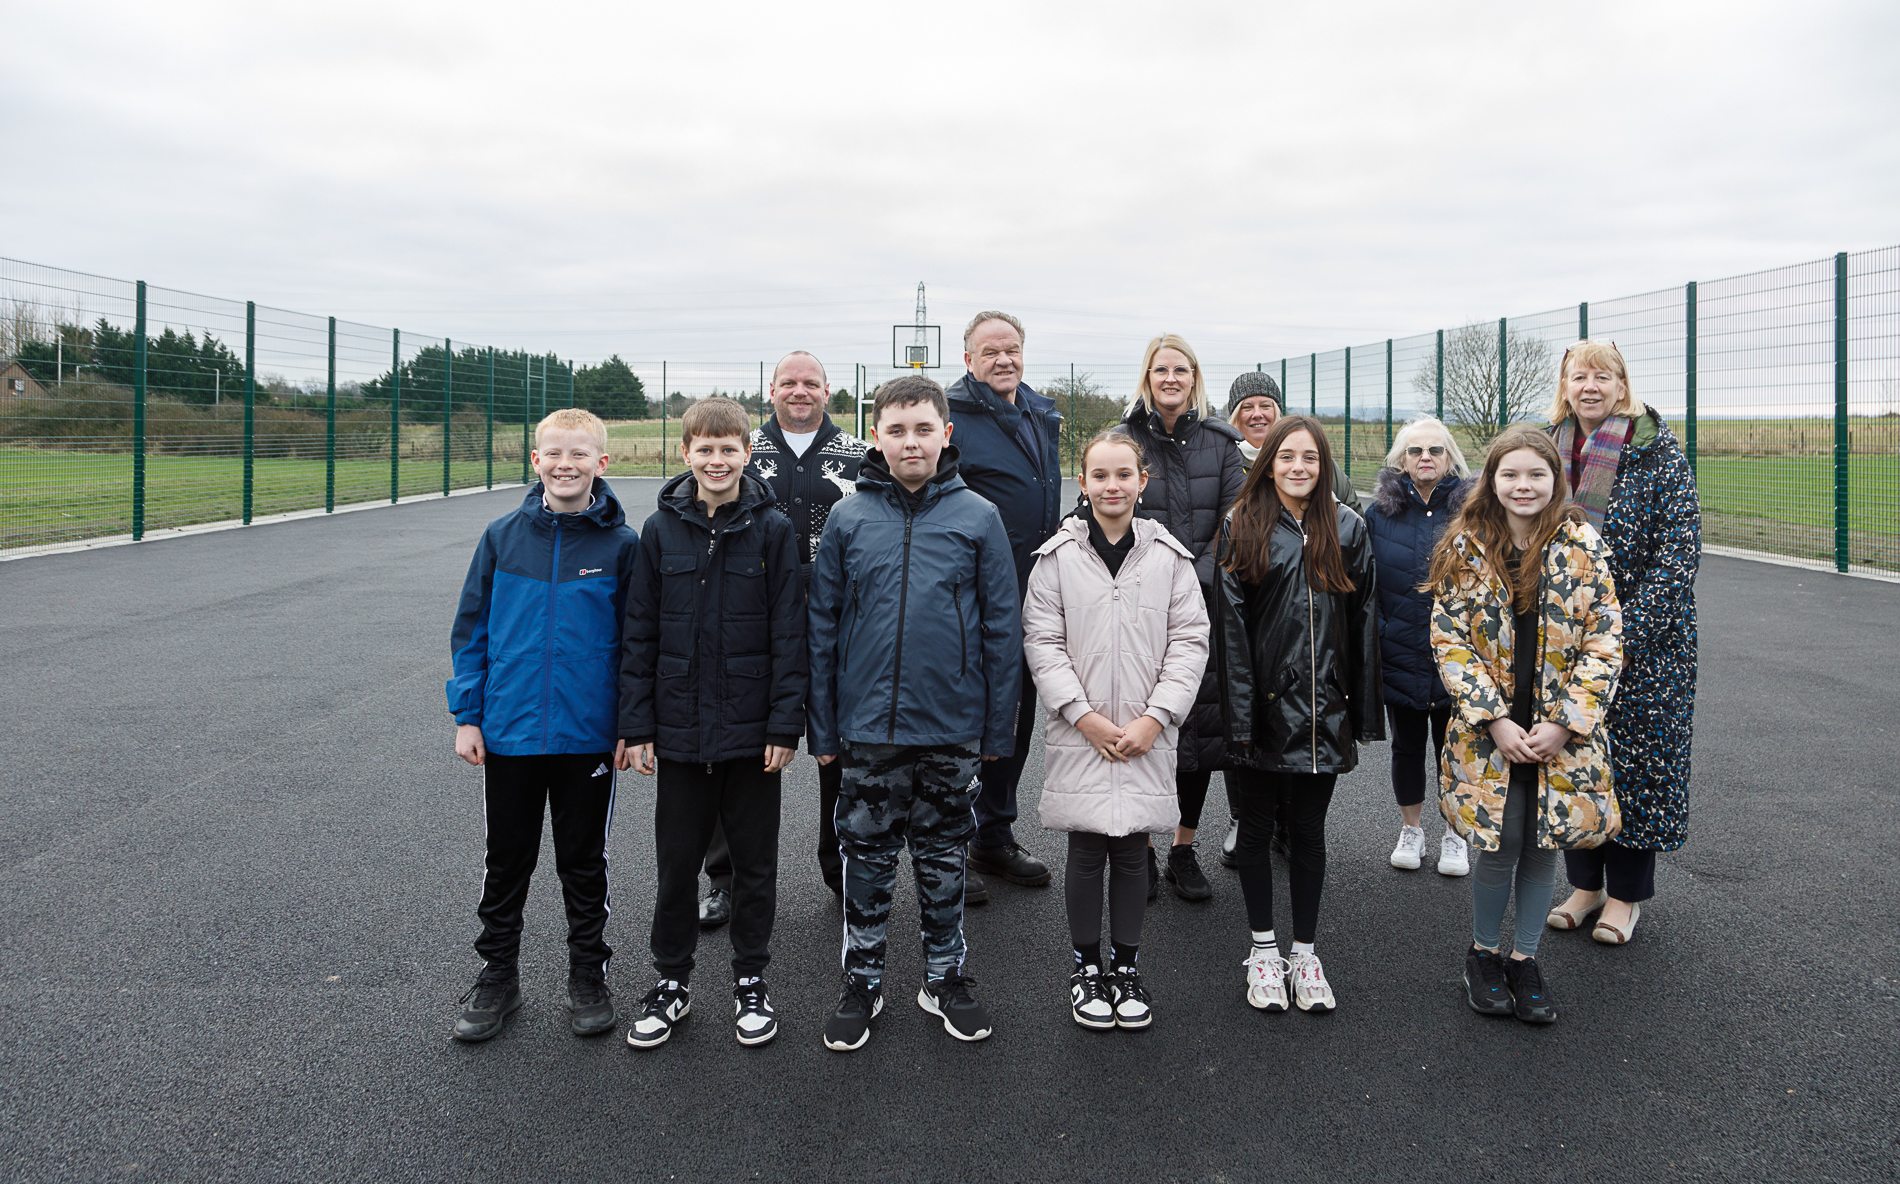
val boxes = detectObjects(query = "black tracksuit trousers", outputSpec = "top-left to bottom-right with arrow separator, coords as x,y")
475,752 -> 618,976
652,757 -> 781,982
704,754 -> 843,889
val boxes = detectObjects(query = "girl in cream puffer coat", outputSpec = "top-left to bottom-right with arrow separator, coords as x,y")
1023,430 -> 1209,1031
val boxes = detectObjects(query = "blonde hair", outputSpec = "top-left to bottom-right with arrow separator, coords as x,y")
1134,334 -> 1210,418
1385,414 -> 1470,477
1548,339 -> 1640,423
679,396 -> 753,448
535,408 -> 609,452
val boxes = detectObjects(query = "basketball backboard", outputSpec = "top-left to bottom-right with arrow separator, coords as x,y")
890,325 -> 942,370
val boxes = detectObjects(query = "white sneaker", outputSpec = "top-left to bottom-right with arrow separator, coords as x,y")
1243,950 -> 1290,1012
1288,950 -> 1336,1012
1438,831 -> 1470,877
1389,825 -> 1425,870
1069,965 -> 1115,1030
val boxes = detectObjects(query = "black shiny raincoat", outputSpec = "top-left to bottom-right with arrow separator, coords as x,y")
1214,503 -> 1385,774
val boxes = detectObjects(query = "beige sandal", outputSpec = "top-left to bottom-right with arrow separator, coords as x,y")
1592,901 -> 1642,945
1546,890 -> 1607,931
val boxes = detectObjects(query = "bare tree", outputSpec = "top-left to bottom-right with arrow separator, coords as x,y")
1411,321 -> 1555,447
1040,371 -> 1127,470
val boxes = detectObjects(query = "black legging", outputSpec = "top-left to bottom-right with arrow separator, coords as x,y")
1064,832 -> 1149,949
1227,768 -> 1336,944
1176,768 -> 1214,831
1387,703 -> 1451,809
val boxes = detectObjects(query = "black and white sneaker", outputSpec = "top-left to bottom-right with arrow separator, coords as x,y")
733,977 -> 777,1046
566,965 -> 616,1037
1464,947 -> 1514,1016
918,973 -> 993,1042
822,977 -> 883,1052
626,979 -> 690,1048
452,967 -> 521,1043
1109,965 -> 1153,1029
1069,965 -> 1115,1030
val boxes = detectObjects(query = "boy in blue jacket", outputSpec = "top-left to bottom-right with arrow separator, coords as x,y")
807,375 -> 1021,1052
446,408 -> 639,1043
616,397 -> 806,1050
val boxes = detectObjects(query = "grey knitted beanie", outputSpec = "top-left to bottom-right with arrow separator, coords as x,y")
1225,371 -> 1284,418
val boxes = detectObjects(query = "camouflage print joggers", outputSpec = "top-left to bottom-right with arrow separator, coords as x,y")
835,742 -> 982,987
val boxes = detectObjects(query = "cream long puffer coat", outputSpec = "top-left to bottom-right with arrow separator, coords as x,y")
1023,515 -> 1210,836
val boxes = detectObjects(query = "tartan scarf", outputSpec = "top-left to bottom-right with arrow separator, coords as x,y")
1556,414 -> 1633,528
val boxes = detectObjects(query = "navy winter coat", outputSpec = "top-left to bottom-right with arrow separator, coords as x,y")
448,480 -> 639,756
1364,467 -> 1468,713
807,447 -> 1021,756
945,373 -> 1064,591
618,472 -> 807,763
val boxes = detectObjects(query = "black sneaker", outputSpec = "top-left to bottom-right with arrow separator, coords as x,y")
1069,965 -> 1115,1030
566,966 -> 616,1037
1109,964 -> 1154,1029
699,887 -> 732,930
626,979 -> 691,1048
967,842 -> 1052,887
452,967 -> 522,1042
918,972 -> 993,1042
1146,844 -> 1160,903
733,977 -> 777,1046
965,870 -> 989,907
1165,843 -> 1214,902
822,977 -> 883,1052
1463,947 -> 1514,1016
1504,956 -> 1558,1024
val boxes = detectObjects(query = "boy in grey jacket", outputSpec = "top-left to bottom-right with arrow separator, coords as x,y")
806,375 -> 1020,1052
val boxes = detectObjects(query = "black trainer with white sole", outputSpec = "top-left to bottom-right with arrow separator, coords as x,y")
823,977 -> 884,1052
918,972 -> 993,1042
625,980 -> 691,1048
1464,947 -> 1514,1016
566,966 -> 616,1037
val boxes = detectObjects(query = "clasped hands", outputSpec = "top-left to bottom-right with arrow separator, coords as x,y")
1076,711 -> 1162,762
1486,718 -> 1575,764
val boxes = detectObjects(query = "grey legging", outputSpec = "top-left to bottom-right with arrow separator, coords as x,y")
1471,769 -> 1560,957
1064,832 -> 1149,949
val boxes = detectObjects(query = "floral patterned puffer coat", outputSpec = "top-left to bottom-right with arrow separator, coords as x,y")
1431,519 -> 1624,853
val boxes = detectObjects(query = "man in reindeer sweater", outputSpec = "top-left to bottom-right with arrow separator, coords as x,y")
696,350 -> 868,923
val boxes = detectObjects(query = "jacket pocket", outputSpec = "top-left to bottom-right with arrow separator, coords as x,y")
659,552 -> 698,616
726,551 -> 769,615
840,579 -> 861,671
952,580 -> 966,679
726,653 -> 772,723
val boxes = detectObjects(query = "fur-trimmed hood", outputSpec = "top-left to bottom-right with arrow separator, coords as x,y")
1371,466 -> 1468,519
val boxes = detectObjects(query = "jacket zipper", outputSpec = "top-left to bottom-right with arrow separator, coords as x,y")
544,517 -> 563,755
887,505 -> 916,742
1298,514 -> 1318,773
953,581 -> 966,675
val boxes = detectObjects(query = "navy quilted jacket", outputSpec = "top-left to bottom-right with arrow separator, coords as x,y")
1364,467 -> 1467,713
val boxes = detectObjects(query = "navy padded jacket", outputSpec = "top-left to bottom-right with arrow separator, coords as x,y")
447,481 -> 640,756
807,448 -> 1021,756
1363,466 -> 1468,712
617,472 -> 807,763
944,373 -> 1064,591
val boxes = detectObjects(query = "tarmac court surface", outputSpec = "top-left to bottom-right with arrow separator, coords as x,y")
1,479 -> 1894,1182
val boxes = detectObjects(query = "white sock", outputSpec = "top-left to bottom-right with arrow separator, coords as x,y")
1291,941 -> 1315,956
1251,929 -> 1277,957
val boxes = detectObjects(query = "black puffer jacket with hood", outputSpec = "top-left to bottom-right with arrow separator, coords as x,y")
1214,502 -> 1385,773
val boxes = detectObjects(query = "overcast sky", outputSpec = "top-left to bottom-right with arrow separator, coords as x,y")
5,0 -> 1897,388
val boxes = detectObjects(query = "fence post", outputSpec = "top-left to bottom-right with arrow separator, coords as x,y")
1069,362 -> 1076,471
759,360 -> 765,425
1496,317 -> 1508,430
1384,338 -> 1394,451
1684,282 -> 1697,478
132,281 -> 147,540
1834,251 -> 1849,572
443,338 -> 453,497
325,316 -> 336,513
486,347 -> 495,489
390,329 -> 401,503
1343,345 -> 1352,476
661,361 -> 667,477
244,301 -> 255,524
1435,329 -> 1444,419
1579,301 -> 1588,340
519,353 -> 529,484
1308,352 -> 1316,416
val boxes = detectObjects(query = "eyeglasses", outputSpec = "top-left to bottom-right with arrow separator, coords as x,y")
1405,446 -> 1446,457
1149,366 -> 1193,380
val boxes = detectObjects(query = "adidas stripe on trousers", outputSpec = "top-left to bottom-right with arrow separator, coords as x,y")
476,751 -> 617,975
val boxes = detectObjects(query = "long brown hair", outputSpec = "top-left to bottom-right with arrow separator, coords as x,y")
1425,423 -> 1581,611
1224,415 -> 1354,593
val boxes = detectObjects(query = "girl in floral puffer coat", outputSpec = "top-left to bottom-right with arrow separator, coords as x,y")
1426,425 -> 1623,1027
1023,430 -> 1209,1032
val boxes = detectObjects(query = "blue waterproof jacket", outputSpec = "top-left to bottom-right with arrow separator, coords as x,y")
618,472 -> 807,763
1363,466 -> 1468,712
807,447 -> 1021,756
944,373 -> 1064,591
448,480 -> 639,755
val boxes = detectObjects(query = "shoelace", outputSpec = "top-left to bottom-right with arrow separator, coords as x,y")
460,970 -> 515,1008
1513,960 -> 1545,999
936,973 -> 980,1007
734,980 -> 770,1013
1242,953 -> 1286,985
639,982 -> 686,1014
1072,969 -> 1113,1008
1114,969 -> 1151,1004
570,971 -> 611,1007
837,979 -> 879,1018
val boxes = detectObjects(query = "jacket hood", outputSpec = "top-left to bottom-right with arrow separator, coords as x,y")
1035,506 -> 1191,560
855,443 -> 964,497
1371,466 -> 1469,518
656,469 -> 777,521
522,477 -> 628,532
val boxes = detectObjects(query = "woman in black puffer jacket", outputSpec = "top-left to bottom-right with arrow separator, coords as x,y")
1119,333 -> 1245,901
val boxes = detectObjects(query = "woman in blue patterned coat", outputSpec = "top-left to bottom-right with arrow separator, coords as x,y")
1543,340 -> 1701,945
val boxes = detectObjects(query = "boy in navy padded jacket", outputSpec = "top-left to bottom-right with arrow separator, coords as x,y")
446,408 -> 638,1043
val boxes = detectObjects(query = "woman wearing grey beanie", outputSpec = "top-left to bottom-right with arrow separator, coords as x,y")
1224,372 -> 1362,514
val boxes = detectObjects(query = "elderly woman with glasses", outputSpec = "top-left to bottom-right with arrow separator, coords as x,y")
1118,334 -> 1246,903
1365,415 -> 1472,876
